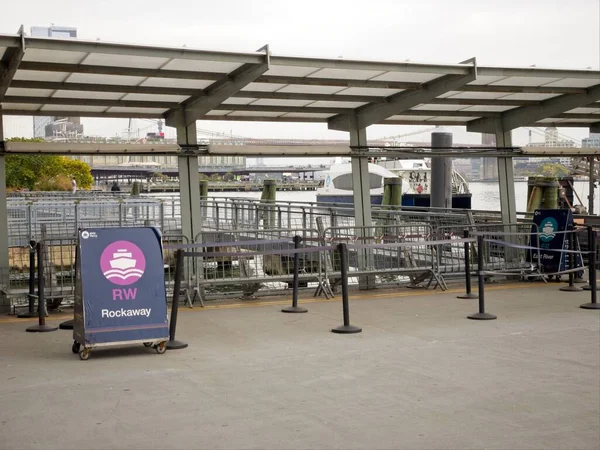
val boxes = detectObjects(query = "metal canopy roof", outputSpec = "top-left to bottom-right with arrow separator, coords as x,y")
1,32 -> 600,134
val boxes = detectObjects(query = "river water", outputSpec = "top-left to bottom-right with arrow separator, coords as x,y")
204,181 -> 598,213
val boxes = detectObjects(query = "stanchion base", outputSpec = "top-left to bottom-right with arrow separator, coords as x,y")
580,302 -> 600,310
59,319 -> 74,330
331,325 -> 362,334
166,339 -> 188,350
26,324 -> 58,333
582,285 -> 599,291
467,312 -> 497,320
559,285 -> 584,292
457,293 -> 479,299
16,312 -> 37,318
281,306 -> 308,313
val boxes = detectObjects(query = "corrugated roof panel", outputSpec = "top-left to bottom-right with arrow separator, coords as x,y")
140,78 -> 212,89
83,52 -> 170,69
499,93 -> 560,101
226,110 -> 284,117
67,73 -> 147,85
566,107 -> 600,114
276,84 -> 345,94
263,65 -> 319,77
412,103 -> 466,111
1,102 -> 43,110
13,70 -> 70,82
5,87 -> 54,97
222,98 -> 258,105
280,112 -> 334,118
250,99 -> 313,107
121,93 -> 189,103
542,78 -> 600,88
335,87 -> 402,96
204,110 -> 232,116
307,68 -> 386,80
307,100 -> 366,108
161,59 -> 242,73
446,91 -> 510,100
241,82 -> 286,92
52,90 -> 125,100
369,71 -> 442,83
459,105 -> 518,112
490,76 -> 562,87
426,116 -> 475,122
105,107 -> 168,114
387,115 -> 436,121
39,104 -> 107,112
22,48 -> 88,64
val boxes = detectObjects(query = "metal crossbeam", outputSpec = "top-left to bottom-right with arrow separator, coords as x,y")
165,47 -> 270,127
0,27 -> 24,100
328,60 -> 477,131
467,84 -> 600,133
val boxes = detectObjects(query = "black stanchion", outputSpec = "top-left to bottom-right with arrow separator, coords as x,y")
468,235 -> 496,320
166,249 -> 188,349
583,226 -> 599,292
581,227 -> 600,310
457,230 -> 478,299
17,240 -> 37,318
560,226 -> 583,292
331,243 -> 362,334
26,242 -> 58,333
282,236 -> 308,313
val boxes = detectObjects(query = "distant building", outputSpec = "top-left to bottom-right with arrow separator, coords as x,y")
526,126 -> 576,168
30,25 -> 83,139
582,133 -> 600,148
480,133 -> 498,181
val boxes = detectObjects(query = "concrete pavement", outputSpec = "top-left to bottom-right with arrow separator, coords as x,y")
0,283 -> 599,449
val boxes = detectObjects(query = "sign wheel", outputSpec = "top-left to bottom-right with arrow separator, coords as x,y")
79,348 -> 91,361
155,342 -> 167,354
72,342 -> 81,354
143,342 -> 153,347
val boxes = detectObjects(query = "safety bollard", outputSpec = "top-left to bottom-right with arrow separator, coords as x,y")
457,230 -> 478,299
26,242 -> 58,333
560,226 -> 583,292
581,227 -> 600,310
468,235 -> 496,320
282,236 -> 308,313
583,226 -> 599,292
166,249 -> 188,349
332,243 -> 362,334
18,240 -> 37,318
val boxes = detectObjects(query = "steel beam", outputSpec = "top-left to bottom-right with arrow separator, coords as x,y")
328,60 -> 477,131
467,83 -> 600,133
0,28 -> 24,100
591,122 -> 600,134
1,109 -> 162,119
177,122 -> 202,244
0,109 -> 9,312
165,48 -> 270,127
3,95 -> 177,109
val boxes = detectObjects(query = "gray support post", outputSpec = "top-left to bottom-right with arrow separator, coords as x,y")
589,157 -> 595,215
349,123 -> 375,289
495,124 -> 517,225
0,111 -> 10,312
177,122 -> 202,243
431,132 -> 453,209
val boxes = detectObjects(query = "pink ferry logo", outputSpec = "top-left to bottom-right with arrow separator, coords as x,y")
99,241 -> 146,286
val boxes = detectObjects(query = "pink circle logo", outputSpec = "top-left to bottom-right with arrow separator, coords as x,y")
100,241 -> 146,286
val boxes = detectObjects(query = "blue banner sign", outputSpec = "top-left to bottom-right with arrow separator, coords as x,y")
529,209 -> 583,273
73,227 -> 169,346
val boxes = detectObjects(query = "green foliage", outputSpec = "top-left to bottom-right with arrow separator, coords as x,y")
535,163 -> 569,178
5,138 -> 93,191
223,172 -> 235,181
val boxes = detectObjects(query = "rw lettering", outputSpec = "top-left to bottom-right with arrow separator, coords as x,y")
112,288 -> 137,300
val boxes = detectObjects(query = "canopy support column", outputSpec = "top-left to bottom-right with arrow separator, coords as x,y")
495,123 -> 517,225
177,122 -> 202,243
350,123 -> 375,289
0,111 -> 10,312
589,157 -> 596,215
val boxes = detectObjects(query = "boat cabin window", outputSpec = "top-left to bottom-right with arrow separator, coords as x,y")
333,173 -> 383,190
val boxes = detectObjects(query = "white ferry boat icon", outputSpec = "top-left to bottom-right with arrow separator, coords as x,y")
110,250 -> 136,270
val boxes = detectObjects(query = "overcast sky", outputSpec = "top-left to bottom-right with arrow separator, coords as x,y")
1,0 -> 599,147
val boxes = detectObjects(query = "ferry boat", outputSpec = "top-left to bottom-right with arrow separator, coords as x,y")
316,159 -> 472,208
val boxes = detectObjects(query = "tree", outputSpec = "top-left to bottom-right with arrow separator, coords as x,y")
5,138 -> 94,191
535,163 -> 569,178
